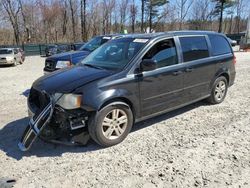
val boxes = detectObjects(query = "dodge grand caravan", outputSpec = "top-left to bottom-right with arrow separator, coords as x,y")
19,31 -> 236,151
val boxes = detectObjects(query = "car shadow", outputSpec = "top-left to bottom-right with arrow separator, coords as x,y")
132,100 -> 208,132
0,117 -> 102,160
0,65 -> 13,68
0,101 -> 208,160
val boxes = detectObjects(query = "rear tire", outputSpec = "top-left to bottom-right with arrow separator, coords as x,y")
88,102 -> 133,147
207,76 -> 228,104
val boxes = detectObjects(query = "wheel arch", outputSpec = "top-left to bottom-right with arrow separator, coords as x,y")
210,69 -> 230,91
99,97 -> 136,120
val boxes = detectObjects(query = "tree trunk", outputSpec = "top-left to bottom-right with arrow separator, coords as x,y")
18,0 -> 30,43
149,3 -> 152,32
218,1 -> 224,33
81,0 -> 87,41
69,0 -> 76,42
141,0 -> 144,32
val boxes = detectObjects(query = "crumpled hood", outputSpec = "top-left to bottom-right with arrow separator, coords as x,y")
47,50 -> 91,64
33,65 -> 112,94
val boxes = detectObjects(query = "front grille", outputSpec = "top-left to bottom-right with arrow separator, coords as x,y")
0,58 -> 6,60
29,88 -> 50,111
45,59 -> 56,71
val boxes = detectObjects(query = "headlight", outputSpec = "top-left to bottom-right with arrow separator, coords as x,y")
6,57 -> 14,61
56,61 -> 71,69
56,93 -> 82,109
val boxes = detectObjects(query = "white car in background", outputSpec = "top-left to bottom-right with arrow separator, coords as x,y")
0,48 -> 23,66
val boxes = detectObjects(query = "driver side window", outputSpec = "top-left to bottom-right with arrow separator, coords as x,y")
143,39 -> 178,68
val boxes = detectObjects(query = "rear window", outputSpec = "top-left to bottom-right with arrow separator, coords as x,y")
179,36 -> 209,62
208,35 -> 232,56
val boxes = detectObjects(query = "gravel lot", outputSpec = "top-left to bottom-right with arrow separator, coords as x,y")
0,53 -> 250,188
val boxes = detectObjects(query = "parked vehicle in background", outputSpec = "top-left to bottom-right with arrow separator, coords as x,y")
43,34 -> 123,74
71,42 -> 85,51
45,44 -> 71,57
227,37 -> 237,46
0,48 -> 23,66
19,31 -> 236,151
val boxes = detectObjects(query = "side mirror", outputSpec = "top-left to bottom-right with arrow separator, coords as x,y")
140,59 -> 157,72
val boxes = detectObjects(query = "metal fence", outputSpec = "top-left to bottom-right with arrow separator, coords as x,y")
0,43 -> 70,56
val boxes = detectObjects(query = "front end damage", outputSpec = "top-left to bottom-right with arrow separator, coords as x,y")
18,88 -> 90,151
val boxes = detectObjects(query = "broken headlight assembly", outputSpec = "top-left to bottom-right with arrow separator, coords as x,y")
56,93 -> 82,110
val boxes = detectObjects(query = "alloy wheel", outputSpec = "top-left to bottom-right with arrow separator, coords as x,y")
214,80 -> 226,101
101,109 -> 128,140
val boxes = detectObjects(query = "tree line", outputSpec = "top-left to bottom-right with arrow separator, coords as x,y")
0,0 -> 249,45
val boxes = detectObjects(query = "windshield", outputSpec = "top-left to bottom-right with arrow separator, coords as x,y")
81,38 -> 148,70
79,36 -> 110,52
0,49 -> 13,54
75,43 -> 85,50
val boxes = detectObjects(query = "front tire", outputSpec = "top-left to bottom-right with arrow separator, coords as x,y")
88,102 -> 133,147
207,76 -> 228,104
13,59 -> 17,66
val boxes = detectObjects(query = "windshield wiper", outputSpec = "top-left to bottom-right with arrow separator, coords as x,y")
84,64 -> 104,70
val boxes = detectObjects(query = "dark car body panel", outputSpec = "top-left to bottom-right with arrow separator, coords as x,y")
34,65 -> 112,94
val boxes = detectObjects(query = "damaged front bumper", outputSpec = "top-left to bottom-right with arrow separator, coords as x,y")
18,99 -> 54,151
18,93 -> 90,151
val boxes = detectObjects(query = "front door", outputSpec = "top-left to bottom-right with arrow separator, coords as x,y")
138,38 -> 185,118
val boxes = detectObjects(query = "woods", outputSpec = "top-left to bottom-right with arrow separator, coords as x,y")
0,0 -> 249,45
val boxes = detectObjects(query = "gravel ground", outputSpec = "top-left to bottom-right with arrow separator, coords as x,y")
0,53 -> 250,188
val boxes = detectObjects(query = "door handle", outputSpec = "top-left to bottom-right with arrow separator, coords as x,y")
185,68 -> 194,72
172,70 -> 183,76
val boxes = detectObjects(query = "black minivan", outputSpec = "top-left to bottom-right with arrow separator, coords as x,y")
19,31 -> 236,151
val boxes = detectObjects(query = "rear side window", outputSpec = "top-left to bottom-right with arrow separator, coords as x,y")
179,36 -> 209,62
208,35 -> 231,56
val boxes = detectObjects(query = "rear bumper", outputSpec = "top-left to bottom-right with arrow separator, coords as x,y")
229,71 -> 236,87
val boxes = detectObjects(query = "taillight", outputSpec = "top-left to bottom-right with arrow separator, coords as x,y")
233,55 -> 236,65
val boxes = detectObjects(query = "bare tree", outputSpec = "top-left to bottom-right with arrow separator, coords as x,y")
17,0 -> 30,43
130,0 -> 137,33
61,0 -> 68,38
1,0 -> 21,45
119,0 -> 129,32
69,0 -> 76,42
176,0 -> 193,29
141,0 -> 145,32
191,0 -> 213,30
81,0 -> 87,41
235,0 -> 245,33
